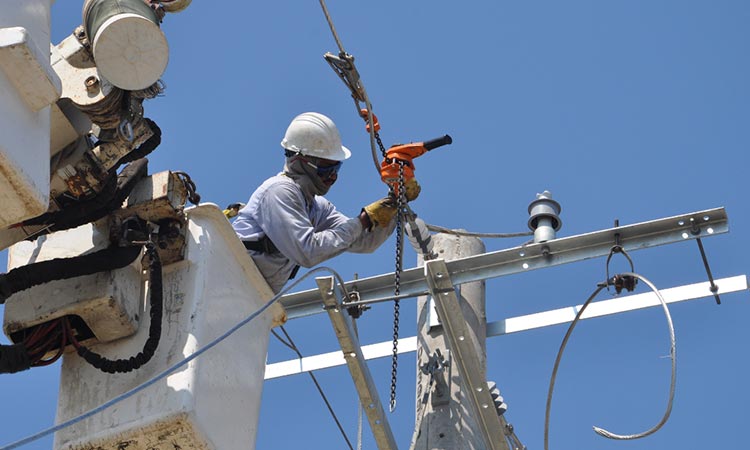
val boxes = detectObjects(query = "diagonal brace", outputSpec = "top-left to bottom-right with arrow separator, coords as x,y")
425,259 -> 512,450
316,277 -> 398,450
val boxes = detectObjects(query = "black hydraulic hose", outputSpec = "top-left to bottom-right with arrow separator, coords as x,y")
115,118 -> 162,167
21,158 -> 148,236
75,241 -> 163,373
0,343 -> 32,374
0,245 -> 142,304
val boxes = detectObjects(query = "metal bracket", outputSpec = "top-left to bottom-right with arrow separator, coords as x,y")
419,348 -> 451,407
689,217 -> 722,304
315,277 -> 398,450
425,259 -> 511,450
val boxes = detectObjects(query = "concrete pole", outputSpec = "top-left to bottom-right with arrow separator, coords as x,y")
411,232 -> 487,450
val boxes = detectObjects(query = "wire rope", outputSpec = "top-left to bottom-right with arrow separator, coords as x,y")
270,329 -> 294,351
275,326 -> 355,450
425,223 -> 533,239
318,0 -> 346,54
318,0 -> 534,241
544,273 -> 677,450
0,266 -> 348,450
318,0 -> 382,173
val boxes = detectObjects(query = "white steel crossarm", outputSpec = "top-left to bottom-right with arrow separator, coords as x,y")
280,208 -> 728,320
316,277 -> 398,450
266,275 -> 747,379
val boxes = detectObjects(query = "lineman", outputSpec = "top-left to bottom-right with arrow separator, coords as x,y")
232,112 -> 418,293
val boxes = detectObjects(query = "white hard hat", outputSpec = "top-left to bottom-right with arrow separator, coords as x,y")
280,112 -> 352,161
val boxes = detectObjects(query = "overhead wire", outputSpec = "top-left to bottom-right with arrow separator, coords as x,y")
272,326 -> 356,450
544,273 -> 677,450
592,273 -> 676,441
318,0 -> 385,173
0,266 -> 350,450
318,0 -> 345,54
317,1 -> 534,241
425,224 -> 533,239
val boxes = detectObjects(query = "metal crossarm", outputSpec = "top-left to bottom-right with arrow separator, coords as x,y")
281,208 -> 728,319
316,277 -> 398,450
266,275 -> 748,379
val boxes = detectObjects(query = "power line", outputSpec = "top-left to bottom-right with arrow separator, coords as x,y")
0,267 -> 349,450
272,326 -> 356,450
425,223 -> 533,239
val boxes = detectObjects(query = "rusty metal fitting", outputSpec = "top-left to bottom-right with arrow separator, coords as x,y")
84,76 -> 100,93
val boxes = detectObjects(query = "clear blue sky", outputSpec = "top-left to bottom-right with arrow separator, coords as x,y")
1,1 -> 748,449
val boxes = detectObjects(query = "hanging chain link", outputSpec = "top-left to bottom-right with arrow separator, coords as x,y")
389,161 -> 406,412
375,131 -> 388,159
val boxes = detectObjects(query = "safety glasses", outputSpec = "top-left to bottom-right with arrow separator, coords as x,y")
304,158 -> 343,178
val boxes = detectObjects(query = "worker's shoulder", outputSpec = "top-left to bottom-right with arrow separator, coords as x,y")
258,174 -> 303,199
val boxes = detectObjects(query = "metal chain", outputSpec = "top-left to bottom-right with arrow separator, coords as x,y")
173,171 -> 201,205
374,130 -> 388,158
389,161 -> 406,412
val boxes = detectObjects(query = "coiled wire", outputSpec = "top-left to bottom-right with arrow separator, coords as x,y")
544,272 -> 677,449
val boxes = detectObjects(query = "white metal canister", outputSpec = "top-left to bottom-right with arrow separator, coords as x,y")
83,0 -> 168,91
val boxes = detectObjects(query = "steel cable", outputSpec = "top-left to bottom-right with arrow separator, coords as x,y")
425,223 -> 533,239
318,0 -> 345,54
318,0 -> 533,241
272,326 -> 355,450
318,0 -> 382,173
544,273 -> 677,449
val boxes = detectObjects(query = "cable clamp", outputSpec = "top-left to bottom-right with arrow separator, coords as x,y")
324,52 -> 366,103
607,274 -> 638,294
604,219 -> 636,293
419,348 -> 449,377
343,289 -> 370,319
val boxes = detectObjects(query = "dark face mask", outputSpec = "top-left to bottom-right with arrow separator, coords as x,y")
283,156 -> 334,196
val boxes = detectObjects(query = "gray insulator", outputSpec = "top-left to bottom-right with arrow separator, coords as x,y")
527,190 -> 562,243
487,381 -> 508,416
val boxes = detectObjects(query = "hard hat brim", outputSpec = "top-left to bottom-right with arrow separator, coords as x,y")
281,142 -> 352,161
329,144 -> 352,161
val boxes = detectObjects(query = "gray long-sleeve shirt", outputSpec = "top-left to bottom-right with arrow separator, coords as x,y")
232,174 -> 395,293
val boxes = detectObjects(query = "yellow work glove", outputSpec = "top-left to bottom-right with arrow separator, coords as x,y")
362,197 -> 398,230
223,203 -> 245,219
404,178 -> 421,202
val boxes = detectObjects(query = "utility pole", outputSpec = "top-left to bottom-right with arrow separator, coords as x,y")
412,232 -> 490,450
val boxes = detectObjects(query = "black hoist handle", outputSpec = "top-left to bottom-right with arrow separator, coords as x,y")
423,134 -> 453,151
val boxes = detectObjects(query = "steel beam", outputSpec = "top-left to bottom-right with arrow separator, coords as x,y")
281,208 -> 728,320
316,277 -> 398,450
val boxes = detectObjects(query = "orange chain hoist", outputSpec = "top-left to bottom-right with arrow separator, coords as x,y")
359,109 -> 452,197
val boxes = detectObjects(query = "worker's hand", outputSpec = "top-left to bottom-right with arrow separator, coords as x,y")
362,197 -> 398,230
223,203 -> 245,219
404,178 -> 421,202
